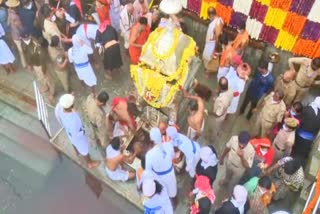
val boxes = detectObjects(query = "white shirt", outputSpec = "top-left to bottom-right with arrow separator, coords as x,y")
145,143 -> 174,173
76,24 -> 99,41
68,45 -> 93,64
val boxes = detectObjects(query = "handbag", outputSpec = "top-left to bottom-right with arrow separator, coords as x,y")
206,56 -> 219,73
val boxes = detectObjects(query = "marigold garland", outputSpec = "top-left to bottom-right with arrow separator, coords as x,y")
200,1 -> 217,19
283,12 -> 306,36
264,7 -> 287,30
131,30 -> 196,108
274,29 -> 297,51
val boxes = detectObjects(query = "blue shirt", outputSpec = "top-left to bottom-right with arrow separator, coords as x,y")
247,71 -> 274,100
19,6 -> 41,38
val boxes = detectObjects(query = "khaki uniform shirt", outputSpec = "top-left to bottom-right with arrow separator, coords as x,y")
288,57 -> 320,87
213,89 -> 234,117
273,129 -> 295,152
274,75 -> 296,106
226,136 -> 255,169
86,94 -> 108,145
43,19 -> 62,44
261,92 -> 286,124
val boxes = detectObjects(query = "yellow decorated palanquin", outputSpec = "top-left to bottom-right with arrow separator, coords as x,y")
130,26 -> 196,109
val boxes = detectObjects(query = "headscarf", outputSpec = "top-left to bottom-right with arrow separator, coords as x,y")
166,126 -> 179,140
200,147 -> 218,169
310,96 -> 320,115
150,127 -> 162,144
191,175 -> 215,213
98,19 -> 111,33
230,185 -> 248,214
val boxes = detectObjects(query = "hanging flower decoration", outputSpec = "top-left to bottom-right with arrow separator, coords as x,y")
131,28 -> 196,109
283,12 -> 306,36
274,29 -> 297,51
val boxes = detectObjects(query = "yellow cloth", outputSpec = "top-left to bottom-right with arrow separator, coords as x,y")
256,0 -> 271,6
264,7 -> 287,30
275,29 -> 297,51
200,1 -> 217,20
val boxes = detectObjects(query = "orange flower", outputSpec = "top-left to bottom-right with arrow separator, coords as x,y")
292,39 -> 316,58
216,2 -> 233,24
270,0 -> 292,10
283,12 -> 307,36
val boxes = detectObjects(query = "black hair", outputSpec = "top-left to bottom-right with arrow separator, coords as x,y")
283,159 -> 301,175
207,7 -> 216,16
293,102 -> 303,114
139,17 -> 148,25
275,89 -> 285,100
258,176 -> 272,190
198,197 -> 211,214
311,57 -> 320,69
239,21 -> 246,30
259,60 -> 269,70
127,103 -> 141,117
40,4 -> 52,18
50,35 -> 60,47
154,180 -> 163,194
189,100 -> 198,111
97,91 -> 109,105
140,155 -> 146,169
219,77 -> 228,91
110,137 -> 121,150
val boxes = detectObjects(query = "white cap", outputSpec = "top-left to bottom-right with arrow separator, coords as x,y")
59,94 -> 75,109
142,179 -> 156,197
159,0 -> 182,15
272,212 -> 290,214
150,127 -> 162,144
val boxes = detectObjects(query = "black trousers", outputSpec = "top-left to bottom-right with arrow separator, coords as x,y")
291,134 -> 313,166
240,90 -> 259,119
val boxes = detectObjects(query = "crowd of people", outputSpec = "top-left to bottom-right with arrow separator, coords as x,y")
1,0 -> 320,213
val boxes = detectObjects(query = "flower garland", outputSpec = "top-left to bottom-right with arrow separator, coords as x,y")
130,34 -> 196,108
150,28 -> 180,61
264,7 -> 287,30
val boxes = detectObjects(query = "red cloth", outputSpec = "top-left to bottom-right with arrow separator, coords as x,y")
111,97 -> 137,129
98,19 -> 111,33
129,23 -> 150,64
73,0 -> 83,17
251,138 -> 274,167
96,3 -> 110,24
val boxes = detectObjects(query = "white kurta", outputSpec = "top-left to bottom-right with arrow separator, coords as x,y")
76,24 -> 99,47
55,104 -> 89,156
120,5 -> 135,49
68,45 -> 97,87
174,134 -> 200,178
225,67 -> 245,114
145,143 -> 177,198
217,66 -> 230,80
143,187 -> 173,214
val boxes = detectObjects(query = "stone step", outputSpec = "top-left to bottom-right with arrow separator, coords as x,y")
0,132 -> 56,179
0,116 -> 58,165
0,101 -> 48,141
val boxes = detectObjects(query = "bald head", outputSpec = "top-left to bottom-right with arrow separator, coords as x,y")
283,69 -> 295,82
127,3 -> 134,14
219,77 -> 228,91
159,121 -> 168,135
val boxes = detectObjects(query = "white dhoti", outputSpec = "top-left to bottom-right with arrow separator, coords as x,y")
187,120 -> 205,140
112,121 -> 128,138
217,66 -> 230,80
123,31 -> 130,49
74,62 -> 97,87
184,142 -> 200,178
153,166 -> 177,198
105,166 -> 129,182
202,40 -> 216,63
70,134 -> 90,156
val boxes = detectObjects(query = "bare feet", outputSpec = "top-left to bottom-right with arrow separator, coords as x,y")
104,73 -> 112,80
87,160 -> 101,169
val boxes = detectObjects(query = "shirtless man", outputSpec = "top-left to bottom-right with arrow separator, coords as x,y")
181,88 -> 205,141
105,137 -> 139,181
111,96 -> 139,131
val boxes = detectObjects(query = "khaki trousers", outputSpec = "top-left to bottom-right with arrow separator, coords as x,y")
255,115 -> 274,137
54,70 -> 69,92
34,66 -> 55,95
90,124 -> 108,148
13,39 -> 26,68
293,82 -> 309,102
225,160 -> 246,191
